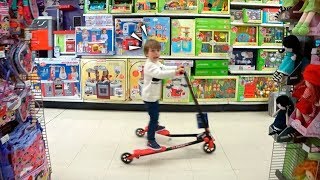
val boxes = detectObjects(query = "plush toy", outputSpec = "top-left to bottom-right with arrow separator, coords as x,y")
293,160 -> 319,180
269,95 -> 295,135
273,35 -> 302,83
292,64 -> 320,127
292,0 -> 320,35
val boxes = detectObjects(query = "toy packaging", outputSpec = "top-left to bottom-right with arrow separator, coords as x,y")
135,0 -> 158,13
258,26 -> 284,46
54,30 -> 76,57
263,8 -> 283,24
84,14 -> 113,26
198,0 -> 230,14
143,17 -> 170,55
128,59 -> 146,101
229,49 -> 256,70
84,0 -> 109,14
237,75 -> 278,101
171,19 -> 195,56
115,18 -> 144,56
231,9 -> 243,22
190,76 -> 238,102
158,0 -> 198,13
81,59 -> 127,102
35,58 -> 81,99
75,26 -> 115,56
195,18 -> 231,58
109,0 -> 133,13
243,9 -> 262,24
256,49 -> 284,71
195,60 -> 228,76
230,25 -> 258,46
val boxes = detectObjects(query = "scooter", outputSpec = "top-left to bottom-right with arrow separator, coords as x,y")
121,72 -> 216,164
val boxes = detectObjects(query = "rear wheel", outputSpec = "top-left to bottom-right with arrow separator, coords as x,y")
203,142 -> 216,154
135,128 -> 145,137
121,152 -> 133,164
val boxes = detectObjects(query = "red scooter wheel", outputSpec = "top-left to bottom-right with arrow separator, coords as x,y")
203,142 -> 216,154
135,128 -> 145,137
121,152 -> 133,164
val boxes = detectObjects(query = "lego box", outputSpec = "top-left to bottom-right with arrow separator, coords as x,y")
81,59 -> 127,102
128,59 -> 146,101
171,19 -> 195,56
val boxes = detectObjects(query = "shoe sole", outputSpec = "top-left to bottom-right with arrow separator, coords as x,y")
147,145 -> 162,150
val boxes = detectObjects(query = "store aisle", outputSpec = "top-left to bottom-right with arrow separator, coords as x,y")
44,108 -> 274,180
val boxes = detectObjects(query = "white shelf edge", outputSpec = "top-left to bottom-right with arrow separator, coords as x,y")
230,2 -> 282,7
231,22 -> 286,27
229,101 -> 268,105
80,55 -> 230,60
110,13 -> 231,17
229,70 -> 274,74
233,45 -> 282,49
42,97 -> 84,102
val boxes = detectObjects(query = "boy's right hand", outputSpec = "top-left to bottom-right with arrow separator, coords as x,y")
176,68 -> 185,75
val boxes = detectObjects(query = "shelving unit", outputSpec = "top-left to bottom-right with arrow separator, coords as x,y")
230,2 -> 282,7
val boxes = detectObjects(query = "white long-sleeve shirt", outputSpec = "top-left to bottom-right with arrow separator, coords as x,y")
142,59 -> 177,102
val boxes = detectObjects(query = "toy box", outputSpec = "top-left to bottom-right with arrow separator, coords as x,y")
230,25 -> 258,46
262,0 -> 280,4
109,0 -> 133,13
190,76 -> 238,102
263,8 -> 282,24
171,19 -> 195,56
198,0 -> 230,14
35,57 -> 81,99
115,18 -> 144,56
75,26 -> 115,56
84,14 -> 113,26
54,30 -> 76,57
135,0 -> 158,13
237,75 -> 278,101
143,17 -> 170,55
256,49 -> 284,71
162,60 -> 193,103
243,9 -> 262,24
81,59 -> 127,101
229,49 -> 256,70
194,68 -> 228,76
158,0 -> 198,13
195,60 -> 228,69
128,59 -> 146,101
231,9 -> 243,22
258,26 -> 283,46
84,0 -> 108,14
195,18 -> 231,58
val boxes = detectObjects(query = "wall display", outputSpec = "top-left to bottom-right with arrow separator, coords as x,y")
158,0 -> 198,13
81,59 -> 127,101
75,26 -> 115,56
128,59 -> 145,101
256,49 -> 284,71
229,49 -> 256,70
258,26 -> 284,46
237,75 -> 278,101
84,0 -> 109,14
231,25 -> 258,46
198,0 -> 230,14
35,58 -> 81,99
171,19 -> 195,56
134,0 -> 158,13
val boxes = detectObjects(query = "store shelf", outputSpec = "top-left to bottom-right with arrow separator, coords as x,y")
302,143 -> 320,154
233,45 -> 283,49
80,55 -> 230,60
229,70 -> 274,74
229,101 -> 268,104
42,97 -> 83,102
231,22 -> 286,27
230,2 -> 282,7
109,13 -> 231,18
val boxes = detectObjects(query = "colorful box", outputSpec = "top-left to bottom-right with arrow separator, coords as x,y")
195,60 -> 228,69
171,19 -> 195,56
195,18 -> 231,58
263,8 -> 282,24
258,26 -> 283,46
194,68 -> 228,76
128,59 -> 146,101
231,9 -> 243,22
162,60 -> 193,103
191,76 -> 238,102
243,9 -> 262,24
135,0 -> 158,13
81,59 -> 127,101
230,25 -> 258,46
75,26 -> 115,56
54,30 -> 76,57
143,17 -> 170,55
229,49 -> 256,70
256,49 -> 284,71
158,0 -> 198,13
35,57 -> 81,99
115,18 -> 144,56
198,0 -> 230,14
237,75 -> 278,101
84,0 -> 109,14
109,0 -> 133,13
84,14 -> 113,26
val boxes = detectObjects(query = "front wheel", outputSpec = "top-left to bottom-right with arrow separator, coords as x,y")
203,142 -> 216,154
135,128 -> 145,137
121,152 -> 133,164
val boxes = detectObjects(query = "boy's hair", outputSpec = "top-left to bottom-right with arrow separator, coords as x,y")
143,39 -> 161,56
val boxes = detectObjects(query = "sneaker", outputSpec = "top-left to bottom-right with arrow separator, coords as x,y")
156,125 -> 165,132
147,140 -> 161,150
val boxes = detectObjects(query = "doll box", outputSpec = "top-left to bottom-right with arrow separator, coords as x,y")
84,14 -> 113,26
198,0 -> 230,14
81,59 -> 127,102
115,18 -> 144,56
195,60 -> 228,69
263,8 -> 282,24
258,26 -> 284,46
256,49 -> 284,71
35,58 -> 81,99
128,59 -> 146,101
231,9 -> 243,23
194,68 -> 228,76
229,49 -> 256,70
75,26 -> 115,56
289,110 -> 320,138
230,25 -> 258,46
84,0 -> 109,14
143,17 -> 171,56
190,76 -> 238,102
242,9 -> 262,24
171,19 -> 195,56
237,75 -> 278,102
158,0 -> 198,13
134,0 -> 158,13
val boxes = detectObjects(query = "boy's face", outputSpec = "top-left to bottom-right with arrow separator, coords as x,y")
147,48 -> 160,61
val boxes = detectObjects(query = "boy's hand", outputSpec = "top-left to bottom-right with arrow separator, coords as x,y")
176,68 -> 185,75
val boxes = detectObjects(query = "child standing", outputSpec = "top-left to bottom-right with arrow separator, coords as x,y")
142,39 -> 184,150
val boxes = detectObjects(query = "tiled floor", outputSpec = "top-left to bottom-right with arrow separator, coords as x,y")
44,108 -> 274,180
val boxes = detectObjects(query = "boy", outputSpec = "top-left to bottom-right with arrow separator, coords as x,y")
142,39 -> 184,150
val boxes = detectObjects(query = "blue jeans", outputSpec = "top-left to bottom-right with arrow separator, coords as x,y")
144,101 -> 159,141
